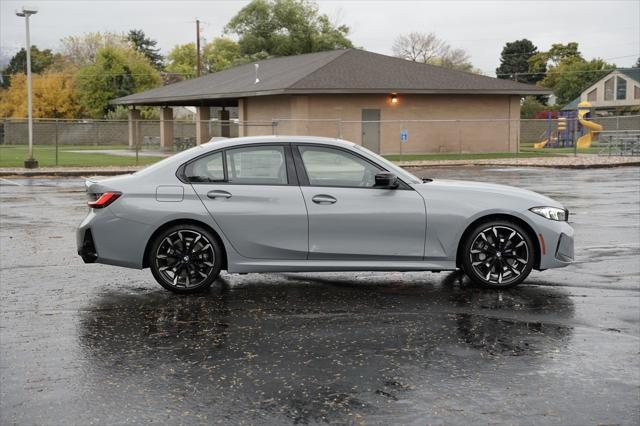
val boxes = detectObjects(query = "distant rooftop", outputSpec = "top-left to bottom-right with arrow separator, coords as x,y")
113,49 -> 550,106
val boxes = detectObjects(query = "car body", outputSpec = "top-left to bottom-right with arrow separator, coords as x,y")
77,136 -> 574,293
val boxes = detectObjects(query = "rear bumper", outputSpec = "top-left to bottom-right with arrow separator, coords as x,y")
78,228 -> 97,263
76,209 -> 150,269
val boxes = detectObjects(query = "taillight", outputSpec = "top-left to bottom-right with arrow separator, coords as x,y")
88,192 -> 121,209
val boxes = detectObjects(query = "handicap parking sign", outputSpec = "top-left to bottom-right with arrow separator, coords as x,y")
400,129 -> 408,143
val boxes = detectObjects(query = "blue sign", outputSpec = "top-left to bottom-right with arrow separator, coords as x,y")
400,129 -> 408,143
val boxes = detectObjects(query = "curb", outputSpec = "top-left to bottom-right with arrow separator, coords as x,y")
399,161 -> 640,169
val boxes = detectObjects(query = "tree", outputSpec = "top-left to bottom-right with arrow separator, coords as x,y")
544,58 -> 614,105
75,46 -> 161,117
1,46 -> 63,88
634,57 -> 639,68
166,43 -> 197,79
127,29 -> 164,70
392,32 -> 477,72
528,42 -> 583,87
225,0 -> 352,57
203,37 -> 243,72
0,68 -> 82,118
495,39 -> 541,84
61,32 -> 128,67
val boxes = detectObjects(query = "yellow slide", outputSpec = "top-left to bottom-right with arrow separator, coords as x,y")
576,101 -> 603,149
533,139 -> 548,149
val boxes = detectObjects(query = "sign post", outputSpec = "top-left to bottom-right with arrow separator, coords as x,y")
400,128 -> 408,161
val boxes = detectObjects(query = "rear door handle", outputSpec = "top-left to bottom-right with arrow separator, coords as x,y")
207,190 -> 232,199
312,194 -> 337,205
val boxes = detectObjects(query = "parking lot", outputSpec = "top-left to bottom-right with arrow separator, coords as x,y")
1,166 -> 639,425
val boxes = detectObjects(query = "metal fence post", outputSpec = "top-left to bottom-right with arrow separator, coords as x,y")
55,119 -> 59,166
457,121 -> 462,158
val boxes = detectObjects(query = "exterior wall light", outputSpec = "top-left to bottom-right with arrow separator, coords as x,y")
390,94 -> 399,105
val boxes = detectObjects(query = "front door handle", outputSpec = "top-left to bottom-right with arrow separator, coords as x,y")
207,190 -> 232,199
312,194 -> 337,205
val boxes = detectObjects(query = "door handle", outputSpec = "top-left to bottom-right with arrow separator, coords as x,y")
312,194 -> 337,205
207,190 -> 232,199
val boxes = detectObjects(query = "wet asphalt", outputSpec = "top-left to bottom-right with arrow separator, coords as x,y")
1,166 -> 639,425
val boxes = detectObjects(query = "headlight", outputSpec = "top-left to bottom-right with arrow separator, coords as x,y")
530,206 -> 568,221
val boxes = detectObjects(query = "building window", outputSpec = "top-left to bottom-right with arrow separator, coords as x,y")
616,77 -> 627,100
635,85 -> 640,100
604,77 -> 614,101
587,88 -> 597,102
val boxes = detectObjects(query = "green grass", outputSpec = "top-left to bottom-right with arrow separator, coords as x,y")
0,145 -> 162,168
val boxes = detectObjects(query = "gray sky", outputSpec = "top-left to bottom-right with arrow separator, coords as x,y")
2,0 -> 639,75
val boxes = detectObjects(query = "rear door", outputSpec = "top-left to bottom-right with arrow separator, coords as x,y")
186,144 -> 308,260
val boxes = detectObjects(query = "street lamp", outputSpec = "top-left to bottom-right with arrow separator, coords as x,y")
16,7 -> 38,169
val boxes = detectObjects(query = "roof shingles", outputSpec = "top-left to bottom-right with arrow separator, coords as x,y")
113,49 -> 549,105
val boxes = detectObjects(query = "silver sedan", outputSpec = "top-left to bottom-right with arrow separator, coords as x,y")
77,136 -> 574,293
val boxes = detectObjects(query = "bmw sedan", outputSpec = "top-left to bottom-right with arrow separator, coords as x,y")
77,136 -> 574,293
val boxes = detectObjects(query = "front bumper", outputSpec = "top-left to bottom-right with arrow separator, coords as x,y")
525,211 -> 575,269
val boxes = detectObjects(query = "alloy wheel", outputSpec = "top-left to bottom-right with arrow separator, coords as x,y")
155,230 -> 216,289
468,225 -> 530,286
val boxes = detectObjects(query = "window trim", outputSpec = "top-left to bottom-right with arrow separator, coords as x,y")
292,143 -> 412,190
177,143 -> 298,186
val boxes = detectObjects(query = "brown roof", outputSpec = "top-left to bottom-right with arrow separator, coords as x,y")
113,49 -> 550,106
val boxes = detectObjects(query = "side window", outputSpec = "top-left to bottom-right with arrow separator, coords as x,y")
184,151 -> 224,182
226,146 -> 287,185
299,146 -> 381,188
616,77 -> 627,100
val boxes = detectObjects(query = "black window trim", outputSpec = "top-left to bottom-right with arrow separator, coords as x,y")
177,142 -> 298,186
292,143 -> 412,190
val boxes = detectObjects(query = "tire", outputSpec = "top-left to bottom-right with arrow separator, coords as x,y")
148,223 -> 223,294
461,220 -> 535,289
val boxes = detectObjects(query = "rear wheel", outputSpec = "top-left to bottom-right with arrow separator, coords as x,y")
148,224 -> 222,294
461,220 -> 534,288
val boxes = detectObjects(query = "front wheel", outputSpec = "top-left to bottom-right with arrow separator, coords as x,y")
148,224 -> 223,294
461,221 -> 535,288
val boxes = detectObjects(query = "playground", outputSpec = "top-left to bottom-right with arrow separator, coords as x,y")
534,101 -> 603,149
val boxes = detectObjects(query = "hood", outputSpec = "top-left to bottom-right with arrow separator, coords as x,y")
414,179 -> 563,209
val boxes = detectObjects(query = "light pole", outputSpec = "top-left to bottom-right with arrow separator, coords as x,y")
16,7 -> 38,169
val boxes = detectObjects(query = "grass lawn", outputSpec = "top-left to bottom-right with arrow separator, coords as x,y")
0,145 -> 162,168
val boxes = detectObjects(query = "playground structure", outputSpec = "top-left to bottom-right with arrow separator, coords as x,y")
534,101 -> 603,149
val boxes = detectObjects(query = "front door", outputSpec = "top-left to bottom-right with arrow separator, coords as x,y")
187,144 -> 308,260
361,109 -> 380,153
295,144 -> 426,260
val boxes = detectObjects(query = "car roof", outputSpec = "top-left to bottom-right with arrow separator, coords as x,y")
198,135 -> 355,152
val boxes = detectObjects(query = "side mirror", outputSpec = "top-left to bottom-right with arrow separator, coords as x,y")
374,172 -> 399,189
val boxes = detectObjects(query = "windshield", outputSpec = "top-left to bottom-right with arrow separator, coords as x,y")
352,144 -> 422,184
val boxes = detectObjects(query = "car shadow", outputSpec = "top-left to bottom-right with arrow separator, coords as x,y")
76,272 -> 575,423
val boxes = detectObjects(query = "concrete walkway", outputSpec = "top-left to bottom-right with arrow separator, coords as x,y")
1,155 -> 639,177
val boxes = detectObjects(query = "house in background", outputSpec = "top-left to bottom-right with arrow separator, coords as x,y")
114,49 -> 548,154
563,68 -> 640,115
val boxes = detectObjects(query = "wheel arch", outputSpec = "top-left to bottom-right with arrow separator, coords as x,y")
455,213 -> 541,270
142,219 -> 228,270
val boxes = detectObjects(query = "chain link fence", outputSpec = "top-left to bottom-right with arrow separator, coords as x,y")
1,115 -> 639,167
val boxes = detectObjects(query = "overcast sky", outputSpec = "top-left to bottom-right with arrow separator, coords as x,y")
2,0 -> 639,75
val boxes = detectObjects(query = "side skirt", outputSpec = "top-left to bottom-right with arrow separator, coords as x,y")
227,259 -> 457,274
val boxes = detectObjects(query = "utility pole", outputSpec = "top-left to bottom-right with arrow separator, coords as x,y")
16,7 -> 38,168
196,19 -> 202,77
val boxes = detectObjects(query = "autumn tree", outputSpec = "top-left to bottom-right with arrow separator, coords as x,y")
75,46 -> 161,117
0,68 -> 82,118
392,32 -> 478,73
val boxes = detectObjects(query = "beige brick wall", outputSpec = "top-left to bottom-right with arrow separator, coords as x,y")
242,93 -> 521,154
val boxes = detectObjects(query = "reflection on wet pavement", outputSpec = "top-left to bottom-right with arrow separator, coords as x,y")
1,167 -> 639,424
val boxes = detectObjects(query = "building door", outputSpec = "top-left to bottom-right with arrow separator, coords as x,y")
361,109 -> 380,153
